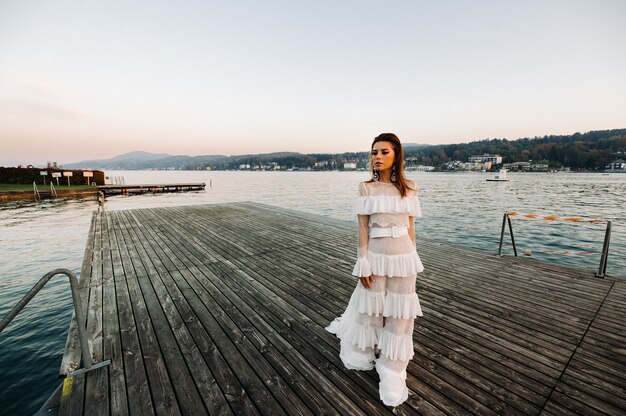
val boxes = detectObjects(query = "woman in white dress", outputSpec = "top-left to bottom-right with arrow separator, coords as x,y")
326,133 -> 423,407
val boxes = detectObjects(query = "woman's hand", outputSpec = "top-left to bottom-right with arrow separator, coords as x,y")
360,275 -> 375,289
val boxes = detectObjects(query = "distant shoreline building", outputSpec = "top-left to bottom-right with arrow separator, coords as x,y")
468,154 -> 503,165
503,161 -> 550,172
605,159 -> 626,172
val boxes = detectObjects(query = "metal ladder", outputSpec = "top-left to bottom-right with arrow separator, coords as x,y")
0,269 -> 111,376
33,181 -> 41,201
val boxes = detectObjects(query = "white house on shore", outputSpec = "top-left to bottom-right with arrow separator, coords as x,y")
605,159 -> 626,172
469,154 -> 503,165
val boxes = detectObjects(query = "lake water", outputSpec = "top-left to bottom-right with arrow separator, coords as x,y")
0,170 -> 624,415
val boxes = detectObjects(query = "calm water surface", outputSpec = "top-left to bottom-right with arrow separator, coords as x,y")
1,171 -> 624,415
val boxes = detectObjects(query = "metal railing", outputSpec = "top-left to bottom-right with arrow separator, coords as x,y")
109,176 -> 125,185
0,268 -> 111,376
33,181 -> 41,202
50,181 -> 58,198
498,211 -> 613,278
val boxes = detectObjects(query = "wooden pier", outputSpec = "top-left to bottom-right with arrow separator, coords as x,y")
97,183 -> 206,196
0,183 -> 205,202
56,202 -> 625,415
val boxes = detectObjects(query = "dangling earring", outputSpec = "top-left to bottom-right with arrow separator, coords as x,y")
391,166 -> 397,182
372,170 -> 380,181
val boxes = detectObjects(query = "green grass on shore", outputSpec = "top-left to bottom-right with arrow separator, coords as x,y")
0,183 -> 95,192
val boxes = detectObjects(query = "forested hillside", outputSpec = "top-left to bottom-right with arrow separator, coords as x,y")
405,129 -> 626,169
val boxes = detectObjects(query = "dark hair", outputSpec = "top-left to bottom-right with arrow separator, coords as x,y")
369,132 -> 415,197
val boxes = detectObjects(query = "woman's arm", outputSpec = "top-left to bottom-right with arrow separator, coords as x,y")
353,182 -> 374,288
408,216 -> 416,246
357,213 -> 375,288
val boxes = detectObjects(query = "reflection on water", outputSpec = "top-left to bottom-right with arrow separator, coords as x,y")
0,171 -> 624,414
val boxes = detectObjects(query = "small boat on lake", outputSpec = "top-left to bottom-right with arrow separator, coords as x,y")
487,169 -> 510,182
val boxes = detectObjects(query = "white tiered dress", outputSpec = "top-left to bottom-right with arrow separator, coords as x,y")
326,180 -> 424,406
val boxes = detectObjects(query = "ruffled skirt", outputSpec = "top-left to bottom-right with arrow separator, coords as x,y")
326,275 -> 422,405
326,276 -> 422,363
326,276 -> 422,406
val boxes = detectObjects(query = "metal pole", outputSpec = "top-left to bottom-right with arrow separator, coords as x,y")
66,271 -> 92,368
33,182 -> 41,202
507,215 -> 518,257
596,220 -> 612,278
498,212 -> 508,256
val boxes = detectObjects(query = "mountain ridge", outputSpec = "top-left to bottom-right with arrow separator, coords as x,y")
62,143 -> 430,170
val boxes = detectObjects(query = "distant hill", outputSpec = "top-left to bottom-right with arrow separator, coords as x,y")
62,145 -> 434,171
63,151 -> 228,170
106,151 -> 173,162
403,143 -> 431,149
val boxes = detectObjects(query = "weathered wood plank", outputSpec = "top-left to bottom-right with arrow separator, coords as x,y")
415,328 -> 546,409
124,213 -> 235,415
120,211 -> 210,416
151,209 -> 397,415
58,373 -> 86,416
175,268 -> 280,415
415,281 -> 583,345
540,399 -> 583,416
84,211 -> 108,416
101,213 -> 128,416
542,280 -> 626,415
133,208 -> 339,415
407,360 -> 497,416
108,211 -> 154,416
115,212 -> 181,416
126,213 -> 268,415
414,320 -> 554,394
550,381 -> 624,415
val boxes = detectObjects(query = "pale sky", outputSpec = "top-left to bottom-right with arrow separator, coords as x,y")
1,0 -> 625,166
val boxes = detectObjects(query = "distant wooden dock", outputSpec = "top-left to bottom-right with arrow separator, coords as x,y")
55,202 -> 625,415
0,183 -> 205,203
97,183 -> 206,196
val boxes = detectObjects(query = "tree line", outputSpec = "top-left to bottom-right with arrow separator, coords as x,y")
403,129 -> 626,170
206,129 -> 626,171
